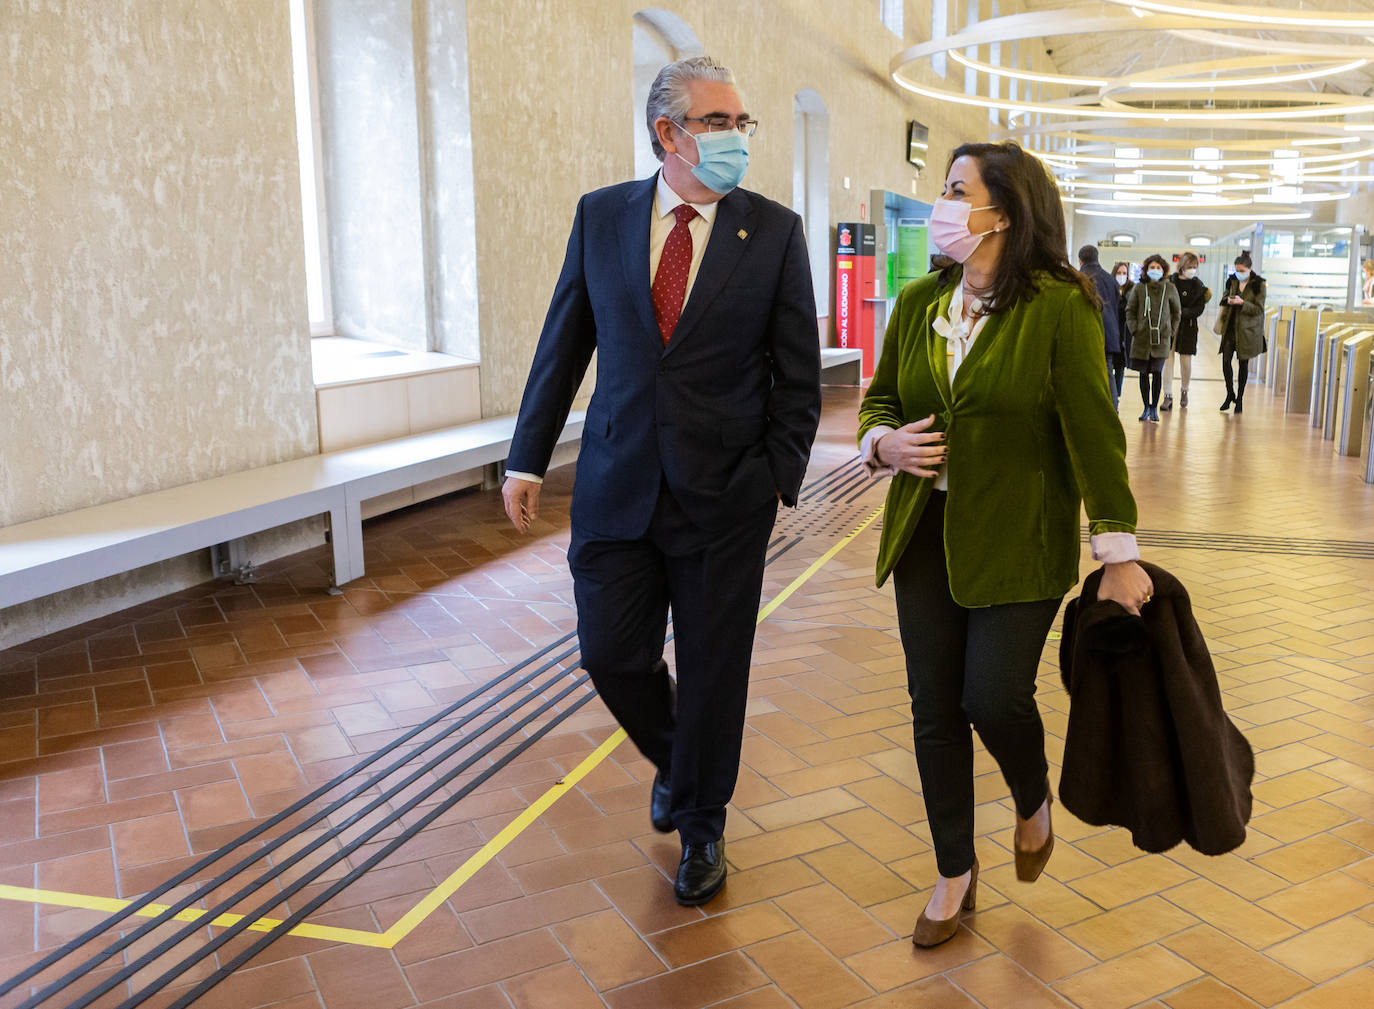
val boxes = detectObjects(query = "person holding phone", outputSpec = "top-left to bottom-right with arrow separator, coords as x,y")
1214,252 -> 1266,414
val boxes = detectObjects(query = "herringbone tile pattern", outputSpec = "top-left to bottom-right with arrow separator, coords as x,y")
2,367 -> 1373,1008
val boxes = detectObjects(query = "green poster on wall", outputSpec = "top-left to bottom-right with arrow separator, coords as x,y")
895,225 -> 929,292
886,254 -> 897,299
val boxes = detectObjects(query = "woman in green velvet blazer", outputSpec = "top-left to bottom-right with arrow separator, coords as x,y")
857,141 -> 1152,949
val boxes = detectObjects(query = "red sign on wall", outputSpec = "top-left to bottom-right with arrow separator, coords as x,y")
835,223 -> 878,378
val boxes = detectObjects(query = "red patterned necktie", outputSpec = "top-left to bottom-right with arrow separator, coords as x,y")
651,203 -> 698,345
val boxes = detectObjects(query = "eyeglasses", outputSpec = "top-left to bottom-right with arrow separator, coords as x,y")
680,115 -> 758,137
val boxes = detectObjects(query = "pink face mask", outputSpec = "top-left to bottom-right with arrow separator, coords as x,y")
930,198 -> 1000,263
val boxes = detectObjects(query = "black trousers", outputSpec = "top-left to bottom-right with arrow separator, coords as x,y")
1106,352 -> 1125,410
1221,353 -> 1249,400
1138,370 -> 1161,409
891,492 -> 1062,878
569,481 -> 777,844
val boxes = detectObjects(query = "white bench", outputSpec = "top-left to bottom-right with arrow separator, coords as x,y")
332,412 -> 585,580
0,412 -> 585,611
820,347 -> 862,385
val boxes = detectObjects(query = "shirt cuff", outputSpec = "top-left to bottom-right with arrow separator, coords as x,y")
860,426 -> 898,477
1091,531 -> 1140,564
504,470 -> 544,484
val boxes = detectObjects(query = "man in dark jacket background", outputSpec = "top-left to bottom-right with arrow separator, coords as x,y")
1079,244 -> 1123,410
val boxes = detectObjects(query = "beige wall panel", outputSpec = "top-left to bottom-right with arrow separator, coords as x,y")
467,0 -> 991,416
0,1 -> 316,525
413,469 -> 484,504
407,368 -> 483,433
0,1 -> 318,647
362,489 -> 417,519
316,382 -> 411,453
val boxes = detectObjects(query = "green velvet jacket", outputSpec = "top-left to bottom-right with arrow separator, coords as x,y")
857,267 -> 1138,605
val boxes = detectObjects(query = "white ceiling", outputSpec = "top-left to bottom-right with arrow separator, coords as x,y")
1018,0 -> 1374,102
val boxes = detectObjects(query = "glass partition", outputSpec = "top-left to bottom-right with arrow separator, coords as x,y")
1259,225 -> 1354,309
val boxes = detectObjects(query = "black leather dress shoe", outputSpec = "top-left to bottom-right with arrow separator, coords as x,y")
650,772 -> 673,833
674,840 -> 726,906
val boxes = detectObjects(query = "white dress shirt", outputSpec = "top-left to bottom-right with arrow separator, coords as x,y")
860,275 -> 1140,564
507,172 -> 720,486
650,170 -> 719,310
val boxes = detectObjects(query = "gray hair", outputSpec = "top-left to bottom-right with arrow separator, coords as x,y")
646,56 -> 736,161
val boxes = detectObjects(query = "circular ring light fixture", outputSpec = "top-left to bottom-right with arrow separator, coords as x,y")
1101,0 -> 1374,31
1036,146 -> 1374,168
892,6 -> 1374,214
1076,208 -> 1312,221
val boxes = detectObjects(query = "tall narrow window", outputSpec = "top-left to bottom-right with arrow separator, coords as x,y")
632,11 -> 704,180
880,0 -> 903,38
289,0 -> 331,334
963,0 -> 980,98
793,89 -> 831,319
988,0 -> 1001,125
931,0 -> 948,77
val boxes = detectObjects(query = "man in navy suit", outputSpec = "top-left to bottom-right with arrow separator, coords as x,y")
502,56 -> 821,905
1078,244 -> 1123,410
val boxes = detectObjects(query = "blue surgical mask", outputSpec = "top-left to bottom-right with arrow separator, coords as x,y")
1235,270 -> 1250,283
674,124 -> 749,195
1147,268 -> 1163,282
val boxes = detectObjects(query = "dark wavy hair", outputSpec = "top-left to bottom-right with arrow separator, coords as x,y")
1141,254 -> 1170,278
933,141 -> 1100,312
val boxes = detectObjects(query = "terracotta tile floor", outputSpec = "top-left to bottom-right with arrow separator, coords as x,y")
3,349 -> 1374,1009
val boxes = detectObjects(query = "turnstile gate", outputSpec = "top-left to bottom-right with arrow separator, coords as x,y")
1316,325 -> 1356,434
1339,332 -> 1373,457
1285,308 -> 1320,414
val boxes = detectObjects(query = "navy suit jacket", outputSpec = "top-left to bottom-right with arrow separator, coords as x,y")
507,174 -> 822,539
1082,262 -> 1122,355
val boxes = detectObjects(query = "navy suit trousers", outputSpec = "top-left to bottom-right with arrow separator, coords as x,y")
569,481 -> 778,844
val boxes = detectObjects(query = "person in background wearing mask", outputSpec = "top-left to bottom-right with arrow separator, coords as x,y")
1126,254 -> 1181,423
1165,252 -> 1211,409
1078,245 -> 1123,410
859,141 -> 1150,949
502,56 -> 821,906
1214,252 -> 1266,414
1112,261 -> 1134,395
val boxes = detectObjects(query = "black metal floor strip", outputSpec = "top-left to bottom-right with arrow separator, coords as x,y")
20,650 -> 585,1009
842,475 -> 881,505
6,454 -> 870,1008
75,670 -> 594,1009
0,628 -> 578,1002
798,455 -> 862,497
765,535 -> 805,567
157,683 -> 599,1009
811,470 -> 869,504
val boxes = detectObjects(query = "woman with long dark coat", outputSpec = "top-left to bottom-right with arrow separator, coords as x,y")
1214,252 -> 1266,414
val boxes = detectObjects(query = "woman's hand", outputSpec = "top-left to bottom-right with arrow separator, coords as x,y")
874,415 -> 947,478
1098,561 -> 1154,615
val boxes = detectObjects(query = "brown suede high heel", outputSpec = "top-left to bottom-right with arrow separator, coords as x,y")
1014,793 -> 1055,883
912,858 -> 977,949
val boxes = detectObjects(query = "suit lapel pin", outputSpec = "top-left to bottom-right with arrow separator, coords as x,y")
737,229 -> 748,240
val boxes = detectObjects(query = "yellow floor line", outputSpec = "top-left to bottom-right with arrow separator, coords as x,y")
384,504 -> 883,946
0,504 -> 884,951
0,884 -> 394,947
